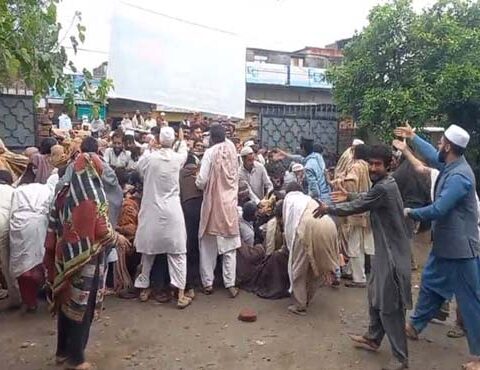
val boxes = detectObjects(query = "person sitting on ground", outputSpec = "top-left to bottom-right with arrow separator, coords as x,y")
239,201 -> 258,248
255,201 -> 290,300
236,198 -> 265,292
263,201 -> 285,256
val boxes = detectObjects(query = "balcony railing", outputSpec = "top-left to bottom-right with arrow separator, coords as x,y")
246,61 -> 332,89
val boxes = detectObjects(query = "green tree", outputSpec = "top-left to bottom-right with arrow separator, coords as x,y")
328,0 -> 480,137
0,0 -> 112,112
328,0 -> 480,182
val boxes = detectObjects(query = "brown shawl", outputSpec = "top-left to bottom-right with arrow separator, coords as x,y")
199,141 -> 239,238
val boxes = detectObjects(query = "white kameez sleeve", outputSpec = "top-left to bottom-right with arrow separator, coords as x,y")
177,140 -> 188,167
136,153 -> 150,179
103,148 -> 113,166
196,148 -> 212,190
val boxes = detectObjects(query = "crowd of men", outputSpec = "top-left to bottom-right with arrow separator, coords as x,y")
0,112 -> 479,370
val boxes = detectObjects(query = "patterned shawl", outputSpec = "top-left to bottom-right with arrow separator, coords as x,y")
44,153 -> 118,309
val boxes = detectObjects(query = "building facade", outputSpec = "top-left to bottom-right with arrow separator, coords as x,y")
244,46 -> 346,157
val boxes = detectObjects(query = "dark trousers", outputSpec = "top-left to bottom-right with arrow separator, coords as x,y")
364,305 -> 408,364
56,261 -> 100,366
183,197 -> 202,289
150,254 -> 170,290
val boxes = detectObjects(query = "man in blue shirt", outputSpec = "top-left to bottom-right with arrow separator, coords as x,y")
300,138 -> 330,201
275,139 -> 331,201
397,123 -> 480,370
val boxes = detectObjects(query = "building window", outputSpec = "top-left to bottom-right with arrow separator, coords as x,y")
254,55 -> 268,63
291,57 -> 304,67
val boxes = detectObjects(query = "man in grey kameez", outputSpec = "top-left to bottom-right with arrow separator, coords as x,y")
314,145 -> 411,370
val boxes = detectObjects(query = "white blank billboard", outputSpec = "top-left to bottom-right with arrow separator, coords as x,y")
108,2 -> 246,118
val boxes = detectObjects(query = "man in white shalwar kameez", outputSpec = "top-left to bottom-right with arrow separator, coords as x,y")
196,125 -> 240,298
134,127 -> 192,308
0,170 -> 19,305
9,173 -> 58,310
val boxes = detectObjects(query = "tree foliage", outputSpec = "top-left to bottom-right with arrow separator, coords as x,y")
0,0 -> 112,113
328,0 -> 480,142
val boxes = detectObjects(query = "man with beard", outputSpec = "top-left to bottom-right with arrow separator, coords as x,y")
104,131 -> 135,170
397,123 -> 480,370
341,144 -> 374,288
134,127 -> 192,308
239,146 -> 273,205
313,145 -> 411,370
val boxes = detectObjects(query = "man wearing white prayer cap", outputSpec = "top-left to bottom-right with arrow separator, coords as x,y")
352,138 -> 365,146
397,123 -> 480,370
134,125 -> 193,308
291,163 -> 306,189
239,143 -> 273,205
244,140 -> 255,148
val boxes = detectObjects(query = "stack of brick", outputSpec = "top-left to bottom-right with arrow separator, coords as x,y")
36,110 -> 52,144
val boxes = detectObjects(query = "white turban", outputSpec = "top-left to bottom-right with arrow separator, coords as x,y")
160,127 -> 175,146
352,139 -> 364,146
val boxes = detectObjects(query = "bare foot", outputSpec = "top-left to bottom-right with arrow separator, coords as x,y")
177,296 -> 192,309
405,322 -> 419,340
228,287 -> 239,298
348,334 -> 379,352
287,304 -> 306,316
203,286 -> 213,295
447,326 -> 466,338
185,289 -> 195,300
139,288 -> 151,302
462,359 -> 480,370
64,361 -> 92,370
55,355 -> 68,365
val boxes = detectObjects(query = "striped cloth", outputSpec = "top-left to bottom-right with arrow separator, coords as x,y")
44,153 -> 118,321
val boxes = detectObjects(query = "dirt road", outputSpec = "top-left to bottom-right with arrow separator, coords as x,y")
0,235 -> 470,370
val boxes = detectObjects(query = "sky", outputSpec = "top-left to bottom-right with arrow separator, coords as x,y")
57,0 -> 436,71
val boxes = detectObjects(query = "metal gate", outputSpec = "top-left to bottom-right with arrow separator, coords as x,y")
259,104 -> 338,155
0,94 -> 36,150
